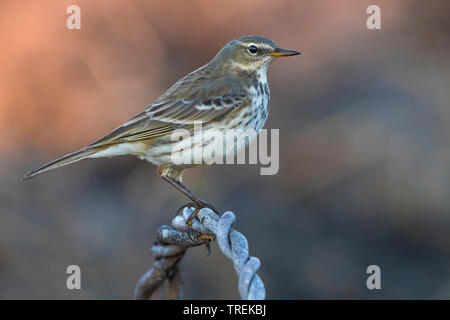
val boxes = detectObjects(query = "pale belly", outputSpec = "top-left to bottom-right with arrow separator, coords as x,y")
89,80 -> 270,168
144,92 -> 270,167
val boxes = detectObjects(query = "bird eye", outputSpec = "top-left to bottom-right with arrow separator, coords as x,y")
247,44 -> 258,55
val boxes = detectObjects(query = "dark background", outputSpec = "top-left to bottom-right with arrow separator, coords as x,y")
0,0 -> 449,299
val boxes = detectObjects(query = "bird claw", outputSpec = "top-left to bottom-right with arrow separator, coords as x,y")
185,224 -> 215,250
198,233 -> 216,242
176,202 -> 196,216
185,200 -> 220,226
178,201 -> 218,246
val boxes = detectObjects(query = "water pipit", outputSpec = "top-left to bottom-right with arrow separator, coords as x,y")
24,35 -> 300,223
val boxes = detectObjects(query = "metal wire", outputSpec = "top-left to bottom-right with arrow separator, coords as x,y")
133,207 -> 266,300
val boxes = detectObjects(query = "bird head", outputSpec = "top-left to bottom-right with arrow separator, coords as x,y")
211,35 -> 300,72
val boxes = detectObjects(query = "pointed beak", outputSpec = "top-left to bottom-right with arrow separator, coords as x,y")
270,47 -> 301,57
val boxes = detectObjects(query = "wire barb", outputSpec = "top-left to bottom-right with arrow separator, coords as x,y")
133,207 -> 266,300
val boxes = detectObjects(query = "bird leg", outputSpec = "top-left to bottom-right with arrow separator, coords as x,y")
159,167 -> 220,227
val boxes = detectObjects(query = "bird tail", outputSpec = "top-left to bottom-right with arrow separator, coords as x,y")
23,147 -> 101,181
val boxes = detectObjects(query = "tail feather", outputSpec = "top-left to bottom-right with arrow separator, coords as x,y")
23,147 -> 100,181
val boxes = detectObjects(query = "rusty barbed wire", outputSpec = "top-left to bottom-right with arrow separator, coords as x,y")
133,207 -> 265,300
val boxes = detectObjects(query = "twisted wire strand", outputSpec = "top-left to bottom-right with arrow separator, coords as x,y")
133,207 -> 266,300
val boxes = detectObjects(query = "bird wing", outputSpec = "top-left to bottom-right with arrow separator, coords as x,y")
88,69 -> 248,148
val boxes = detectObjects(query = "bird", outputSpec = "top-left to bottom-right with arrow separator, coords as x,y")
23,35 -> 300,224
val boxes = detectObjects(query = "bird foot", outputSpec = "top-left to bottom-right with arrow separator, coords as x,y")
198,233 -> 215,256
185,200 -> 220,227
176,201 -> 219,249
198,233 -> 216,242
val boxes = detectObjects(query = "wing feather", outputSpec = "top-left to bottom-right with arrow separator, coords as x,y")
89,69 -> 247,148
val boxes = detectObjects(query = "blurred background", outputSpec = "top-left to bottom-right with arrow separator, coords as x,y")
0,0 -> 449,299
